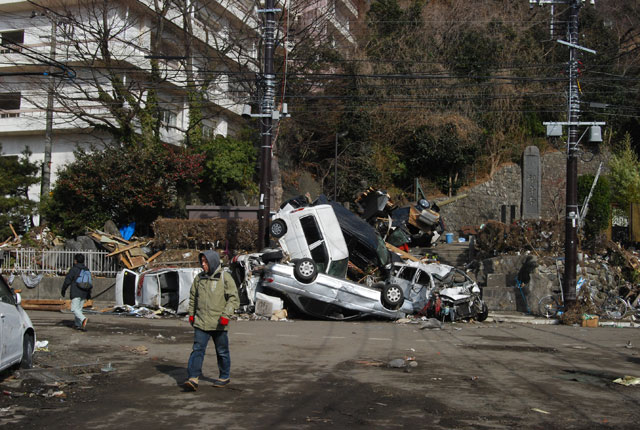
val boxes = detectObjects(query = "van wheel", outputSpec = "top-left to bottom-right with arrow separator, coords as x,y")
293,258 -> 317,283
20,333 -> 34,369
381,284 -> 404,310
270,220 -> 287,238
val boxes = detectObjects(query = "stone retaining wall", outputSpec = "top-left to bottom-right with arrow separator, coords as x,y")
438,149 -> 609,234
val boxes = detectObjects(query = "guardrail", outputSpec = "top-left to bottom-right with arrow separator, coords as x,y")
0,248 -> 119,277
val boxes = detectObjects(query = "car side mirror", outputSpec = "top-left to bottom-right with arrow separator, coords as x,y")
14,292 -> 21,306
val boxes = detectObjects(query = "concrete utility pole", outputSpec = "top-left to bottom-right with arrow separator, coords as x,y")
257,0 -> 277,250
40,17 -> 56,204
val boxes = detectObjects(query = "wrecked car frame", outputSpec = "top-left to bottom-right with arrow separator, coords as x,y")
387,261 -> 488,322
260,261 -> 414,320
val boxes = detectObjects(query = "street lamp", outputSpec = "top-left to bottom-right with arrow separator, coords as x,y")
334,131 -> 348,201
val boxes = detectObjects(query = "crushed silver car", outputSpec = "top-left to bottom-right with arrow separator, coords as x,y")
260,259 -> 414,320
387,261 -> 488,322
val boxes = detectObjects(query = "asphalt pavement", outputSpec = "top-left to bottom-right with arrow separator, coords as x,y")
1,310 -> 639,429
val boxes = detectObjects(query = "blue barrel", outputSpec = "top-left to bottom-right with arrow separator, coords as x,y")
445,233 -> 453,244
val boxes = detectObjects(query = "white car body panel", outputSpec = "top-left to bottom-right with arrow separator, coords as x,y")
272,205 -> 349,275
115,268 -> 201,314
0,278 -> 35,372
262,262 -> 412,320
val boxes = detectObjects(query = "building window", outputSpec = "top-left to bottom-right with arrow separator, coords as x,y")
0,92 -> 21,118
202,125 -> 214,139
159,108 -> 177,130
1,30 -> 24,53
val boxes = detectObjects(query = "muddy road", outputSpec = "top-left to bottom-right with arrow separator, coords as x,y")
1,311 -> 639,429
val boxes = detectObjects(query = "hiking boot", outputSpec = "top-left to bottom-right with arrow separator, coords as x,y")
81,318 -> 88,331
212,378 -> 230,388
184,377 -> 199,391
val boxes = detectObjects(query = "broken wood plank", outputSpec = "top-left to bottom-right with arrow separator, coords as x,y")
107,241 -> 143,257
146,251 -> 163,264
385,243 -> 419,262
9,223 -> 18,240
129,255 -> 146,269
436,193 -> 468,207
120,253 -> 133,269
21,299 -> 93,311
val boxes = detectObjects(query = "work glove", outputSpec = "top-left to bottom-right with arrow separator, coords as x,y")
61,290 -> 66,298
188,315 -> 194,326
219,316 -> 229,326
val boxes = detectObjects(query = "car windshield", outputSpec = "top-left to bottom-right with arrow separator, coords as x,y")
0,277 -> 15,305
375,235 -> 389,266
398,266 -> 417,282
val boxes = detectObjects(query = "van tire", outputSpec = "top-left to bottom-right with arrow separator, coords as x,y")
270,220 -> 287,238
381,284 -> 404,310
293,258 -> 317,283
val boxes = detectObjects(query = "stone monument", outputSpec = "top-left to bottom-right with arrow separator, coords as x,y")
522,146 -> 541,219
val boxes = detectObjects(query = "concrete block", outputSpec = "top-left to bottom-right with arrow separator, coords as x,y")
482,286 -> 516,311
11,276 -> 116,302
486,273 -> 507,288
255,300 -> 273,317
255,292 -> 283,317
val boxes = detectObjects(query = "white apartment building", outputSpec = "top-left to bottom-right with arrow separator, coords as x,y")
0,0 -> 258,204
0,0 -> 364,218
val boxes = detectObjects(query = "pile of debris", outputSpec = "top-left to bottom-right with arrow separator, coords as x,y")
88,229 -> 161,270
474,219 -> 564,257
151,217 -> 257,251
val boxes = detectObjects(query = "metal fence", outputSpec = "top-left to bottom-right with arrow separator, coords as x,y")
0,248 -> 119,276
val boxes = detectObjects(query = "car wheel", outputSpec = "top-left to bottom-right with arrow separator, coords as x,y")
381,284 -> 404,310
20,333 -> 34,369
476,301 -> 489,322
293,258 -> 317,283
270,219 -> 287,238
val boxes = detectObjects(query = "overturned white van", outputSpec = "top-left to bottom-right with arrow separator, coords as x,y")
115,267 -> 201,314
270,204 -> 349,278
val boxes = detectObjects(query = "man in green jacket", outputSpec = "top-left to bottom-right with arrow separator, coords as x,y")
184,250 -> 239,391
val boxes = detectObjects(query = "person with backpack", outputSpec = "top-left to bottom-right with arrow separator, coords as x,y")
184,250 -> 239,391
61,253 -> 92,331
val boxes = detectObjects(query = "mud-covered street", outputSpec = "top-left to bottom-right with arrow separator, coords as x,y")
1,311 -> 640,429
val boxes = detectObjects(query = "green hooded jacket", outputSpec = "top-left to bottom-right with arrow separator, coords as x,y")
188,250 -> 239,331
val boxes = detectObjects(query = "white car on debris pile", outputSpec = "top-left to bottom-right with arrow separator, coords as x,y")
0,275 -> 35,372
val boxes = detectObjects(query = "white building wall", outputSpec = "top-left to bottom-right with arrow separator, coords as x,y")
0,131 -> 110,202
0,0 -> 254,219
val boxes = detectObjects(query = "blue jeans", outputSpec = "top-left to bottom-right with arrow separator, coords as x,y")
70,297 -> 86,328
187,327 -> 230,380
